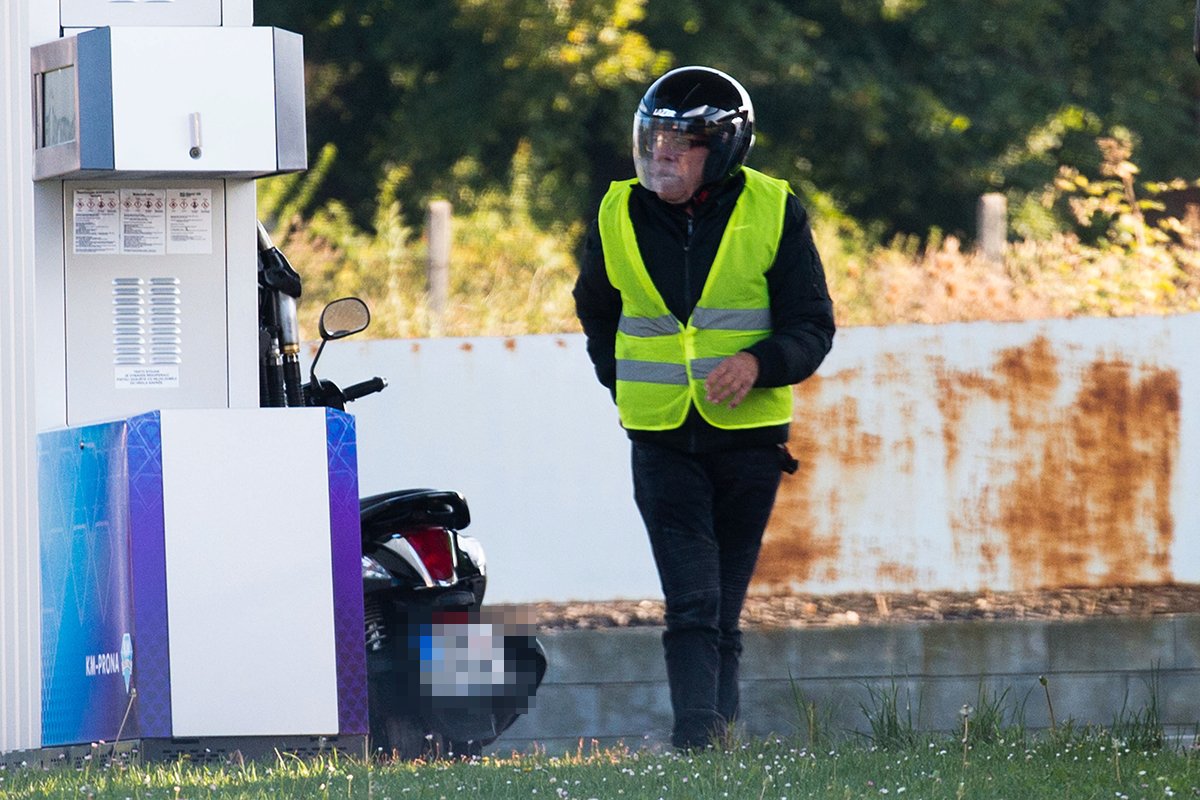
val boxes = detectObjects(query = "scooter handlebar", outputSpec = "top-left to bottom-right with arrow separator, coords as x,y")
342,376 -> 388,402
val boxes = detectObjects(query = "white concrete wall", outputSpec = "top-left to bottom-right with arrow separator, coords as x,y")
313,314 -> 1200,604
1,0 -> 41,755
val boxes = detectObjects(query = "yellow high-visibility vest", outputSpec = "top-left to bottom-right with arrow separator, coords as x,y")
598,167 -> 794,431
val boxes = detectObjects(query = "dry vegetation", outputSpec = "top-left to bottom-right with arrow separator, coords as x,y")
818,137 -> 1200,327
262,136 -> 1200,339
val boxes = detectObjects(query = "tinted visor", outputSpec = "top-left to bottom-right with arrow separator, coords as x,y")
635,116 -> 708,155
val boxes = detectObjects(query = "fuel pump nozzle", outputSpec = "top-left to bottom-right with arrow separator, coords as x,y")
256,220 -> 273,253
256,222 -> 305,406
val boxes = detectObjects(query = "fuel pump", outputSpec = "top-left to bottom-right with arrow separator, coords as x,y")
30,0 -> 369,761
32,10 -> 306,427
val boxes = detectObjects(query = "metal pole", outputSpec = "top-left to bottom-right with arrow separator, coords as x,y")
1,0 -> 42,755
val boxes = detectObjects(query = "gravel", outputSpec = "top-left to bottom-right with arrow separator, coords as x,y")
521,584 -> 1200,631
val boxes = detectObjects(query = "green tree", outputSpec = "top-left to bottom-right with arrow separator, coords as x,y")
255,0 -> 665,227
257,0 -> 1200,239
637,0 -> 1199,236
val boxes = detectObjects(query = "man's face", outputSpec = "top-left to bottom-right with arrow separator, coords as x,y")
646,130 -> 709,205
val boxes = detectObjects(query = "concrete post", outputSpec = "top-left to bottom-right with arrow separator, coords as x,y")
977,192 -> 1008,263
426,200 -> 452,336
1,0 -> 42,754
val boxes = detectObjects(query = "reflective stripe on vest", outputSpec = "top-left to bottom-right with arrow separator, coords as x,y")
598,167 -> 794,431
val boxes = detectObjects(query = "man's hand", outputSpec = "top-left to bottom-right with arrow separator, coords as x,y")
704,351 -> 759,408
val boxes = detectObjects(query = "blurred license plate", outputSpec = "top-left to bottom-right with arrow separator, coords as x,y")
418,621 -> 511,698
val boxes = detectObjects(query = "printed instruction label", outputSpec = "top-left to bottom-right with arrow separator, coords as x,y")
72,190 -> 120,254
74,187 -> 213,255
166,189 -> 213,254
120,189 -> 167,254
116,365 -> 180,390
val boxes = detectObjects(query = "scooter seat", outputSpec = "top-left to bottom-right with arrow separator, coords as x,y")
359,488 -> 471,533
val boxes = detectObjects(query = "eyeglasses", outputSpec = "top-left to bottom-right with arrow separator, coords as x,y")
652,130 -> 708,155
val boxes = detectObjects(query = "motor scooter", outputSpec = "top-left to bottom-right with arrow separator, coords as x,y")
256,224 -> 547,759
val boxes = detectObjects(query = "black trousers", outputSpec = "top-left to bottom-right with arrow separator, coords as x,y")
630,441 -> 783,749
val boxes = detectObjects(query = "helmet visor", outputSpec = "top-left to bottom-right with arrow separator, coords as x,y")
633,115 -> 710,197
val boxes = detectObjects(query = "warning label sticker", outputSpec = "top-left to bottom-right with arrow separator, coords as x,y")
74,187 -> 212,256
120,189 -> 167,255
72,190 -> 120,254
167,189 -> 213,254
116,365 -> 180,389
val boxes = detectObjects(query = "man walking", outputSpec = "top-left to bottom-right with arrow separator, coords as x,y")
573,66 -> 836,749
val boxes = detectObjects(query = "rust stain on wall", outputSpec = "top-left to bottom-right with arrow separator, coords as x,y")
752,334 -> 1180,595
750,334 -> 1179,595
943,337 -> 1180,589
876,561 -> 918,584
755,370 -> 878,589
997,361 -> 1178,587
873,352 -> 913,388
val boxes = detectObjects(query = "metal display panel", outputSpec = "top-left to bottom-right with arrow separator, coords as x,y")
31,26 -> 306,180
30,34 -> 89,180
62,178 -> 230,425
159,409 -> 345,736
107,27 -> 277,172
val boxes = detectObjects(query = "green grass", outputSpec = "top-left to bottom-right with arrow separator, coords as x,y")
4,734 -> 1198,800
858,680 -> 922,751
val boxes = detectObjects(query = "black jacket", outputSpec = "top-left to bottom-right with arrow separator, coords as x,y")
573,171 -> 836,453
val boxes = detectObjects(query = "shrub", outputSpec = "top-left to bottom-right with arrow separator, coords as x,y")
260,142 -> 583,338
260,135 -> 1200,338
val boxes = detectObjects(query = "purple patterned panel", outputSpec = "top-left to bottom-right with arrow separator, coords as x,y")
126,411 -> 173,737
325,409 -> 368,734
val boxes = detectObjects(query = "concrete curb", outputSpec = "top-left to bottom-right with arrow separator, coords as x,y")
491,615 -> 1200,756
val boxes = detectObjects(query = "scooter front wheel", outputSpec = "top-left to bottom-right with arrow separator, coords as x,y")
377,713 -> 442,761
375,714 -> 482,761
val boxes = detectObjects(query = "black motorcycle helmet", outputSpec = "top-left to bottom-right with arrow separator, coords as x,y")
633,66 -> 755,194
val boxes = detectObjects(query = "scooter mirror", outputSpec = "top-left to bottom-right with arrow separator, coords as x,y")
319,297 -> 371,340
